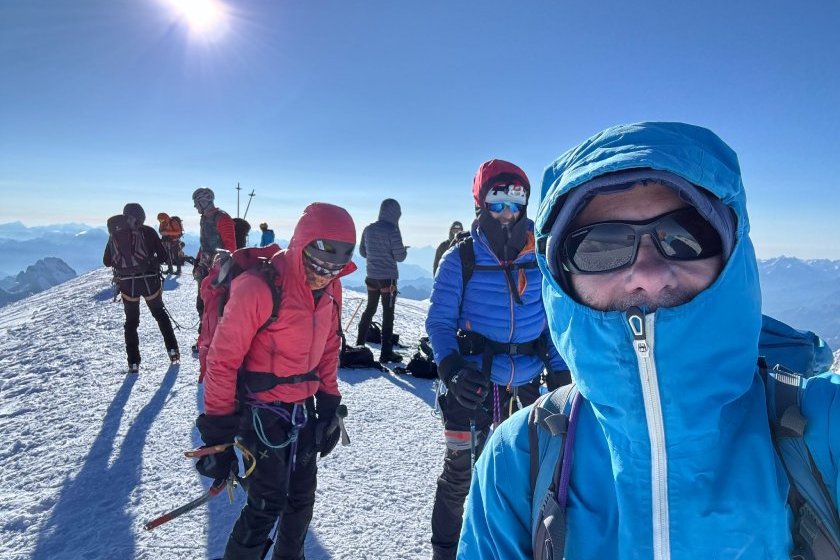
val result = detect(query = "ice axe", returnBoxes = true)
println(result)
[337,404,350,446]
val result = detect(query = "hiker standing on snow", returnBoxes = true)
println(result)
[425,160,569,560]
[233,217,251,250]
[103,203,180,373]
[191,187,236,348]
[156,212,184,275]
[194,203,355,560]
[355,198,408,364]
[459,122,840,559]
[259,222,276,247]
[433,221,464,276]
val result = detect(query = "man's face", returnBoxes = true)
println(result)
[568,183,723,312]
[487,204,521,227]
[193,200,204,215]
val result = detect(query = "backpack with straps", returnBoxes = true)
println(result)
[107,214,154,276]
[197,244,282,383]
[528,316,839,560]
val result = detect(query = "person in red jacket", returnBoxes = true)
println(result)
[194,202,356,560]
[192,187,236,351]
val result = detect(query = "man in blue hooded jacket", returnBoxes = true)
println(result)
[426,159,569,560]
[458,122,840,559]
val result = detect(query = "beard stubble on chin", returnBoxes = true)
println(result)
[579,287,698,313]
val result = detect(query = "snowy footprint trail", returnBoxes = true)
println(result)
[0,267,444,559]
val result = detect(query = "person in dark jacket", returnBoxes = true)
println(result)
[356,198,408,363]
[103,203,179,373]
[259,222,275,247]
[192,187,236,350]
[425,160,569,560]
[433,221,464,276]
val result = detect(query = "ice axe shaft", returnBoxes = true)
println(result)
[337,404,350,446]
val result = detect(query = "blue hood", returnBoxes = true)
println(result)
[530,122,789,557]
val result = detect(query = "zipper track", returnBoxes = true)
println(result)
[627,308,670,560]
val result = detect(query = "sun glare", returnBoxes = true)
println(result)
[168,0,227,37]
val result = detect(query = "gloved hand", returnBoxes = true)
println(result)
[545,370,572,391]
[192,262,209,281]
[439,352,490,410]
[194,413,240,480]
[314,392,342,457]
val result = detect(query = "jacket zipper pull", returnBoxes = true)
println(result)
[626,306,649,357]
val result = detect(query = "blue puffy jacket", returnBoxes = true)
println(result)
[426,220,566,387]
[459,122,840,559]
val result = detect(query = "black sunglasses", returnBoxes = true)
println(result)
[561,206,722,274]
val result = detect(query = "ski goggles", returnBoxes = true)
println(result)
[561,206,723,274]
[303,249,345,277]
[486,201,524,214]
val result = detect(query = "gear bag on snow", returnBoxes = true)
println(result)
[527,316,839,560]
[196,244,322,399]
[395,336,438,379]
[339,334,384,371]
[107,214,153,276]
[365,321,402,347]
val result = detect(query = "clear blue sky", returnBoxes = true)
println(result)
[2,0,839,258]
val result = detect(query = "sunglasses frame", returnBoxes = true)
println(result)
[561,206,722,274]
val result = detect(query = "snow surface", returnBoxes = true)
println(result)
[0,267,444,559]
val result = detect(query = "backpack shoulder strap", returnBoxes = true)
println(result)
[256,259,281,334]
[457,236,475,316]
[761,359,840,558]
[528,383,578,496]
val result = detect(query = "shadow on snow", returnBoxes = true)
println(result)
[32,364,179,559]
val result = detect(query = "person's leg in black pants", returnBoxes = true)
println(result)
[272,421,318,560]
[356,278,381,346]
[430,394,492,560]
[379,279,397,355]
[122,296,141,367]
[145,293,179,354]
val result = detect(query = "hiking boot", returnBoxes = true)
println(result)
[379,350,403,363]
[168,349,180,364]
[128,363,140,374]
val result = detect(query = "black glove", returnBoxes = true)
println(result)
[439,352,490,410]
[314,392,342,457]
[194,413,240,480]
[545,370,572,391]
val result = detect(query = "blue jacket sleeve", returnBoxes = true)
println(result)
[802,372,840,511]
[425,247,463,364]
[391,227,407,263]
[459,410,533,560]
[359,227,367,259]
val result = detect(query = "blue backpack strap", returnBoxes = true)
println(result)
[528,383,581,560]
[760,358,840,559]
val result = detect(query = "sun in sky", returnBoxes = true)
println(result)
[166,0,229,40]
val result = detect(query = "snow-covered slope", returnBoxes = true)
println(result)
[0,267,443,560]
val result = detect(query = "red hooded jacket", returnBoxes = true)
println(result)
[203,203,357,416]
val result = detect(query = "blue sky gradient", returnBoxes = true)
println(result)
[2,0,839,257]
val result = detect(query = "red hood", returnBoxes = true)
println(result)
[285,202,358,279]
[472,159,530,209]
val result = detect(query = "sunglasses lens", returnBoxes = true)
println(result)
[565,223,637,273]
[487,202,523,213]
[655,209,722,259]
[563,207,723,274]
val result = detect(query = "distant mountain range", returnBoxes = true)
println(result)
[1,222,838,350]
[0,257,76,307]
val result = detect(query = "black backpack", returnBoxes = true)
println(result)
[107,214,153,276]
[365,321,402,347]
[398,336,438,379]
[339,333,384,371]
